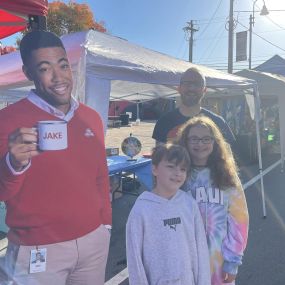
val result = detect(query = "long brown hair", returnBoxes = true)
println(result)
[176,116,240,189]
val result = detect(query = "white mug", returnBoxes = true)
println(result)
[37,121,68,151]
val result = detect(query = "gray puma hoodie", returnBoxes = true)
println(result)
[126,190,211,285]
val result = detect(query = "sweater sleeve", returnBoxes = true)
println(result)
[0,124,27,201]
[126,208,149,285]
[0,155,27,201]
[221,183,249,275]
[193,201,211,285]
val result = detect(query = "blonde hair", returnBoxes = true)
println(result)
[176,116,240,189]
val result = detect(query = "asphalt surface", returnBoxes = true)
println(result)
[237,165,285,285]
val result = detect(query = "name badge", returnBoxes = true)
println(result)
[29,248,47,274]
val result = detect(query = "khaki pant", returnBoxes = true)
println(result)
[3,225,110,285]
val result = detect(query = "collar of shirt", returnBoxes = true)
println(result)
[27,90,79,122]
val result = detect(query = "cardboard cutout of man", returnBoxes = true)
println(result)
[0,30,111,285]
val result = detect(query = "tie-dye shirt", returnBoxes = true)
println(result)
[184,167,249,285]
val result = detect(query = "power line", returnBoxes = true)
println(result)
[196,29,224,62]
[197,16,250,27]
[265,16,285,30]
[196,51,285,63]
[198,57,285,70]
[199,55,285,64]
[196,0,224,40]
[237,20,285,52]
[196,35,228,42]
[200,59,284,65]
[175,34,187,58]
[253,32,285,52]
[196,16,228,23]
[237,18,285,34]
[197,22,226,63]
[202,60,270,65]
[258,28,285,33]
[251,1,285,30]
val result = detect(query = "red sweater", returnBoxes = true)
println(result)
[0,99,112,245]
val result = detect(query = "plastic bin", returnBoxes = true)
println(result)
[120,114,129,126]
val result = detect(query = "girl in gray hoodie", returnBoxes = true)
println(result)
[126,144,211,285]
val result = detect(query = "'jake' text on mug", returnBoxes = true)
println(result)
[43,132,63,140]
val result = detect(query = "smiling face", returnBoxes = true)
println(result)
[23,47,73,114]
[152,159,187,198]
[178,70,206,107]
[187,125,214,166]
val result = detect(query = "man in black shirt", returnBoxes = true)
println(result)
[152,67,235,147]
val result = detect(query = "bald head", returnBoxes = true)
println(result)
[180,67,206,88]
[178,67,207,108]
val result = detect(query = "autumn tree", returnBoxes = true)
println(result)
[0,45,16,55]
[47,1,106,36]
[15,0,106,45]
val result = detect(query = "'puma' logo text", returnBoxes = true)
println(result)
[163,217,181,231]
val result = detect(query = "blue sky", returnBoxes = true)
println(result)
[2,0,285,71]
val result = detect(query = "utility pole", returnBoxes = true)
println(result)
[183,20,199,62]
[228,0,234,73]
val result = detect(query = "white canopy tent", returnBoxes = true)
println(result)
[236,69,285,172]
[0,30,267,216]
[0,30,257,121]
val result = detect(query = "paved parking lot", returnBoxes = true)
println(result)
[105,120,155,156]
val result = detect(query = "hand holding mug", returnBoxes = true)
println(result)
[8,128,40,171]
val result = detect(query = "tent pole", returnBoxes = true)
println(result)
[278,95,285,172]
[136,100,140,122]
[254,84,266,218]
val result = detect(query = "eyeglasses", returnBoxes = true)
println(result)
[188,136,214,144]
[180,81,204,89]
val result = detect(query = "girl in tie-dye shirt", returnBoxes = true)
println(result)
[177,116,249,285]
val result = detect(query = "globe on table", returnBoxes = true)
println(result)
[121,133,142,161]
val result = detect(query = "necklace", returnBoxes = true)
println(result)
[192,165,207,170]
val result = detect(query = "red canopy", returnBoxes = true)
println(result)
[0,0,48,39]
